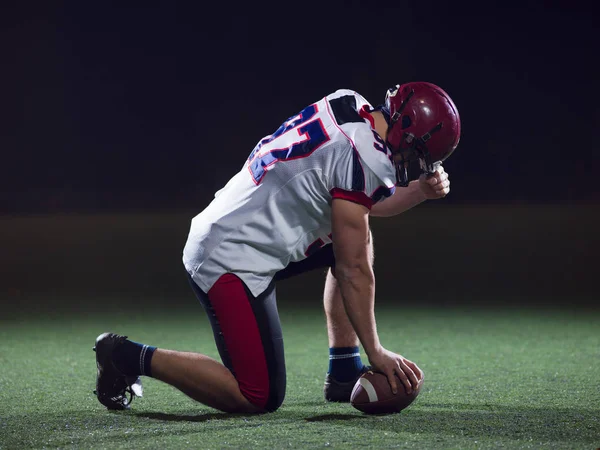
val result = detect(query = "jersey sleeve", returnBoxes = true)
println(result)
[329,127,397,210]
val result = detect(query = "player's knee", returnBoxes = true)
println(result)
[239,379,285,413]
[265,384,285,412]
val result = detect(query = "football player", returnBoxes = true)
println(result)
[94,82,461,413]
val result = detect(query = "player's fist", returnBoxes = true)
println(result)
[419,165,450,200]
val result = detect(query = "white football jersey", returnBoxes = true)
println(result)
[183,89,397,296]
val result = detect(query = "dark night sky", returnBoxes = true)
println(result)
[1,1,598,213]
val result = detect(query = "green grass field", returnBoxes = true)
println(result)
[1,296,599,449]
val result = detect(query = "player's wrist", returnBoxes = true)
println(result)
[412,179,428,203]
[364,342,383,360]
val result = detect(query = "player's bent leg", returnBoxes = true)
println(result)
[150,349,260,413]
[94,332,260,413]
[189,273,286,412]
[94,273,285,414]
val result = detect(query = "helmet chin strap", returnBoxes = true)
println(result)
[389,89,414,126]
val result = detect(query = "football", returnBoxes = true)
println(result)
[350,370,421,414]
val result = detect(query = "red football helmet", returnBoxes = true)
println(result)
[384,82,461,186]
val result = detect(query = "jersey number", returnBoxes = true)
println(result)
[247,104,330,184]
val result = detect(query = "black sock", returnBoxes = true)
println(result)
[328,346,365,382]
[112,339,156,377]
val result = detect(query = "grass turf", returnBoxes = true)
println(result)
[0,296,598,449]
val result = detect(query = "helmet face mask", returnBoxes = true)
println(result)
[383,82,461,187]
[391,130,439,187]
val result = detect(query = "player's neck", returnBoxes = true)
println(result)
[370,110,389,142]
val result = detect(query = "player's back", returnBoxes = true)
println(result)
[183,89,396,296]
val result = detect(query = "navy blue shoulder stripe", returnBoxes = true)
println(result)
[351,149,365,192]
[329,95,363,126]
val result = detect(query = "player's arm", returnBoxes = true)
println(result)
[370,167,451,217]
[369,180,426,217]
[331,198,380,356]
[331,198,422,394]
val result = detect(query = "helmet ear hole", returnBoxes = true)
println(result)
[401,115,412,129]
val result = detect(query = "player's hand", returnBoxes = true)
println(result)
[419,165,450,200]
[368,346,423,395]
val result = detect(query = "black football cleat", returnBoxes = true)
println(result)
[324,365,371,402]
[93,332,143,410]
